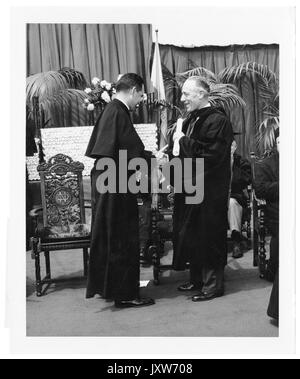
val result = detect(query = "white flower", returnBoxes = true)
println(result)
[112,88,117,94]
[84,88,92,94]
[105,82,112,91]
[84,98,90,104]
[100,80,108,88]
[87,103,95,111]
[101,91,111,103]
[91,77,100,86]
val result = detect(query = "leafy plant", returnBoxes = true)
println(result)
[40,89,89,127]
[163,62,279,156]
[219,62,279,155]
[26,68,89,128]
[58,67,87,89]
[26,71,69,104]
[166,66,246,114]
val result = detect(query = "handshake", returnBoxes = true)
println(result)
[152,144,169,166]
[152,117,186,161]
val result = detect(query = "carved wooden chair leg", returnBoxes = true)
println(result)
[253,230,258,267]
[83,248,89,277]
[31,237,42,297]
[44,251,51,280]
[252,199,258,267]
[150,207,161,285]
[258,207,267,278]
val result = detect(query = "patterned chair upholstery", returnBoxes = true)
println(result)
[30,154,90,296]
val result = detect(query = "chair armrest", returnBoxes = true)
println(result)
[29,206,43,218]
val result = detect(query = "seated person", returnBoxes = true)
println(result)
[228,140,252,258]
[254,127,279,320]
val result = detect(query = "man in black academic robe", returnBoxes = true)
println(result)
[85,73,155,308]
[171,77,233,301]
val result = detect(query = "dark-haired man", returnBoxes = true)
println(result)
[171,76,234,301]
[85,73,155,308]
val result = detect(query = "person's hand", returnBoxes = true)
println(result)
[152,144,169,166]
[154,152,168,166]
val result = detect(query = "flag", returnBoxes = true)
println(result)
[151,31,168,149]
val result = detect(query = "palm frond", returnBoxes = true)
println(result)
[209,83,246,110]
[176,67,217,86]
[26,71,69,104]
[218,62,277,85]
[58,67,87,89]
[39,89,89,127]
[219,62,279,128]
[40,89,87,107]
[167,121,177,136]
[161,63,176,82]
[255,117,279,153]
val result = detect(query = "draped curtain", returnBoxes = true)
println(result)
[159,43,278,76]
[27,25,279,157]
[27,24,153,91]
[159,43,279,158]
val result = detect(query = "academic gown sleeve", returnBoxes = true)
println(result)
[178,114,233,166]
[85,105,120,159]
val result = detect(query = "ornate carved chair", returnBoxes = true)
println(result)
[143,165,174,285]
[30,154,90,296]
[150,192,174,285]
[241,185,252,241]
[250,152,267,278]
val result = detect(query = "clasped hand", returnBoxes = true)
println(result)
[152,145,169,166]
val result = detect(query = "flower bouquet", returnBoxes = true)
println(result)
[83,77,116,111]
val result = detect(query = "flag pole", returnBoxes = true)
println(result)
[155,29,161,146]
[151,28,168,149]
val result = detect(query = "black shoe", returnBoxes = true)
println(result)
[192,290,224,302]
[178,282,201,292]
[115,297,155,308]
[232,243,243,259]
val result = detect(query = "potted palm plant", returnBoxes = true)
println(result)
[26,67,89,128]
[163,62,278,157]
[219,62,279,156]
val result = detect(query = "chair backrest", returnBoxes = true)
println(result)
[37,154,86,232]
[250,152,266,205]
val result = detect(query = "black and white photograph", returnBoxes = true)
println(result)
[3,2,298,357]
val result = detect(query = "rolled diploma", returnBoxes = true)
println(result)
[172,117,184,156]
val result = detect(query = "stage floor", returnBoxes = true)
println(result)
[26,243,278,338]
